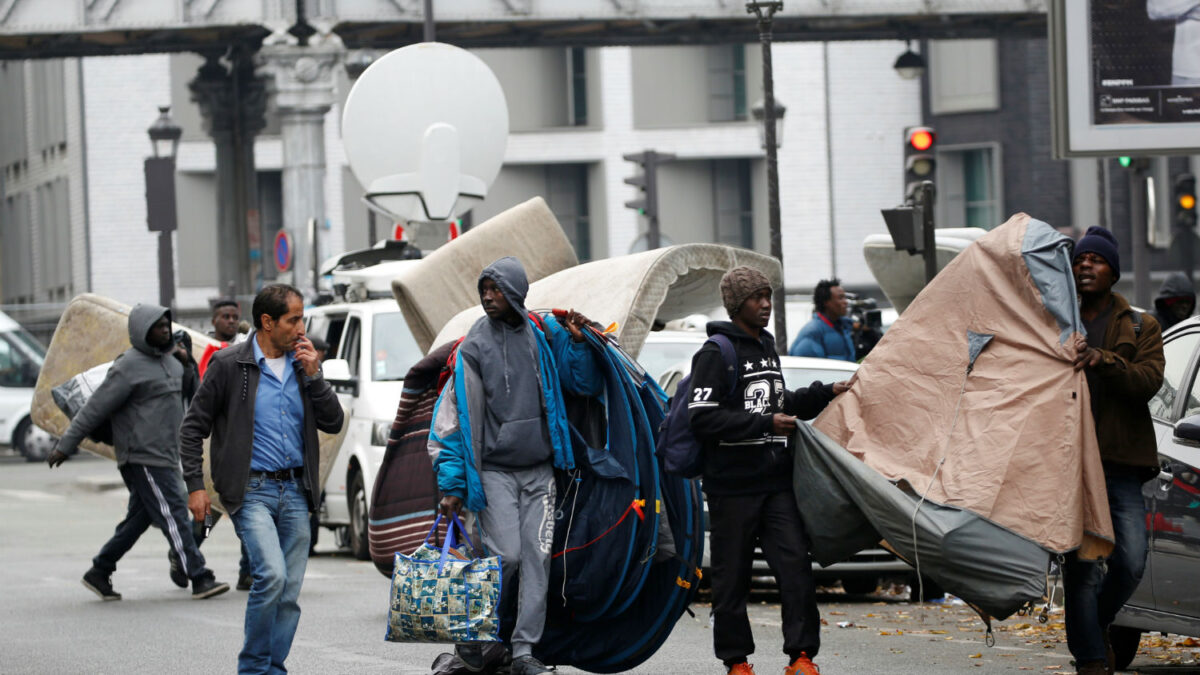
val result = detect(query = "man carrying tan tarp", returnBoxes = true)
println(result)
[1066,226,1164,675]
[794,214,1123,625]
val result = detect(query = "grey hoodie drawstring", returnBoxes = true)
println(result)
[502,326,511,395]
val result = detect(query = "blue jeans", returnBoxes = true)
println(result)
[1063,472,1149,664]
[230,477,311,675]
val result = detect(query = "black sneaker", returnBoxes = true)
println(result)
[509,655,553,675]
[192,575,230,600]
[81,568,121,601]
[236,573,252,591]
[167,550,188,588]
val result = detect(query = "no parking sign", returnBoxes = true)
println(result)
[274,230,292,272]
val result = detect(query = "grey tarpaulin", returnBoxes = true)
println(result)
[793,422,1049,620]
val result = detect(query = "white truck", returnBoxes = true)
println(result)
[304,252,424,559]
[0,311,56,461]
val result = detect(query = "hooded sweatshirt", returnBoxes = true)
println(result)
[460,257,554,470]
[1151,271,1196,331]
[57,303,186,468]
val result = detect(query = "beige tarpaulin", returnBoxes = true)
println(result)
[391,197,579,353]
[32,293,348,514]
[430,244,782,359]
[813,213,1114,560]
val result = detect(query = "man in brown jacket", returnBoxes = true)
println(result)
[1067,226,1165,675]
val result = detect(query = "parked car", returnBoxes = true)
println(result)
[1110,314,1200,669]
[658,354,939,597]
[304,254,424,559]
[0,311,57,461]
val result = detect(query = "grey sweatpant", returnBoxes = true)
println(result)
[477,464,556,657]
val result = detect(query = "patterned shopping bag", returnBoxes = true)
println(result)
[384,513,502,643]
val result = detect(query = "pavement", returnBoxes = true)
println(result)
[3,453,1200,673]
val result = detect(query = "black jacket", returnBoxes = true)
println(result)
[179,336,345,514]
[687,321,836,496]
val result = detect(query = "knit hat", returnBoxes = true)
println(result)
[720,266,773,317]
[1074,226,1121,281]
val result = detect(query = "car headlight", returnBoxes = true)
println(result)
[371,420,391,447]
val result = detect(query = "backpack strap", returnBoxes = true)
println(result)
[1130,309,1143,336]
[706,333,739,397]
[527,310,546,333]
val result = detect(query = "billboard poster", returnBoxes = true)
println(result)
[1090,1,1200,125]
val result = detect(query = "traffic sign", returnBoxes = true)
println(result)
[274,230,292,272]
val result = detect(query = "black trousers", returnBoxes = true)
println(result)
[93,463,213,582]
[707,490,819,666]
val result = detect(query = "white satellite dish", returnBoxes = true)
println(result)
[342,43,509,222]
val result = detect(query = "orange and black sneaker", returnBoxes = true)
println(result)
[727,662,757,675]
[784,653,820,675]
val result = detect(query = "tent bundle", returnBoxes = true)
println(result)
[793,214,1114,622]
[535,326,704,672]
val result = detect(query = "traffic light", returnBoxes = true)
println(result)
[1176,173,1197,230]
[624,150,675,248]
[903,126,936,203]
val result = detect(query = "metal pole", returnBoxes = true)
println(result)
[647,151,661,250]
[368,209,377,247]
[1131,165,1151,308]
[158,231,175,309]
[424,0,435,42]
[919,181,937,284]
[749,1,786,343]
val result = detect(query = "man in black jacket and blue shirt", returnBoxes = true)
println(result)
[48,303,229,601]
[689,267,849,675]
[180,284,345,675]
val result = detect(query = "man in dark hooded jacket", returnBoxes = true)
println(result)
[1150,271,1196,332]
[47,303,229,602]
[430,257,602,675]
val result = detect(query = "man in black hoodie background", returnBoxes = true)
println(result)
[1150,271,1196,332]
[688,267,849,675]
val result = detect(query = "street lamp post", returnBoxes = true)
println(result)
[747,1,787,343]
[145,106,182,310]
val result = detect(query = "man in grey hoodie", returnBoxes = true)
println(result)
[431,257,602,675]
[48,303,230,601]
[1150,271,1196,332]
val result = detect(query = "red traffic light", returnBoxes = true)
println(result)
[908,128,935,152]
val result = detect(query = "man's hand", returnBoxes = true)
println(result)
[47,445,69,469]
[439,495,463,517]
[188,489,212,523]
[294,335,321,377]
[562,309,591,343]
[172,344,191,366]
[772,413,798,436]
[1072,334,1102,371]
[832,373,857,396]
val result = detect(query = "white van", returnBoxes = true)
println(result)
[304,255,425,559]
[0,311,56,461]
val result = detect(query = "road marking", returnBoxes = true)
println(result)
[0,488,66,502]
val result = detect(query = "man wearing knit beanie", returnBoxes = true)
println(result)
[1064,225,1164,675]
[689,266,850,675]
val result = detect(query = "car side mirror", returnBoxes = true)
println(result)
[322,358,358,396]
[1172,413,1200,445]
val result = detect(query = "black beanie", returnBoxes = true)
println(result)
[1074,226,1121,281]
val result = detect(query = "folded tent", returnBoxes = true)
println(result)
[795,213,1113,621]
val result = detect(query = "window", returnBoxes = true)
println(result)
[0,334,39,388]
[937,145,1002,230]
[568,48,588,127]
[712,159,753,248]
[1,193,34,304]
[371,312,423,382]
[36,178,71,300]
[1161,331,1200,420]
[708,45,748,123]
[545,164,591,261]
[929,39,1000,115]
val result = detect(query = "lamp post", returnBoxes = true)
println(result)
[145,106,182,309]
[893,40,926,80]
[747,1,787,343]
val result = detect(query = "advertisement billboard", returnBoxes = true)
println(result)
[1051,0,1200,156]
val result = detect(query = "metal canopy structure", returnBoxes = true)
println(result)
[0,0,1048,60]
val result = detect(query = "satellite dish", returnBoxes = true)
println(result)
[342,43,509,222]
